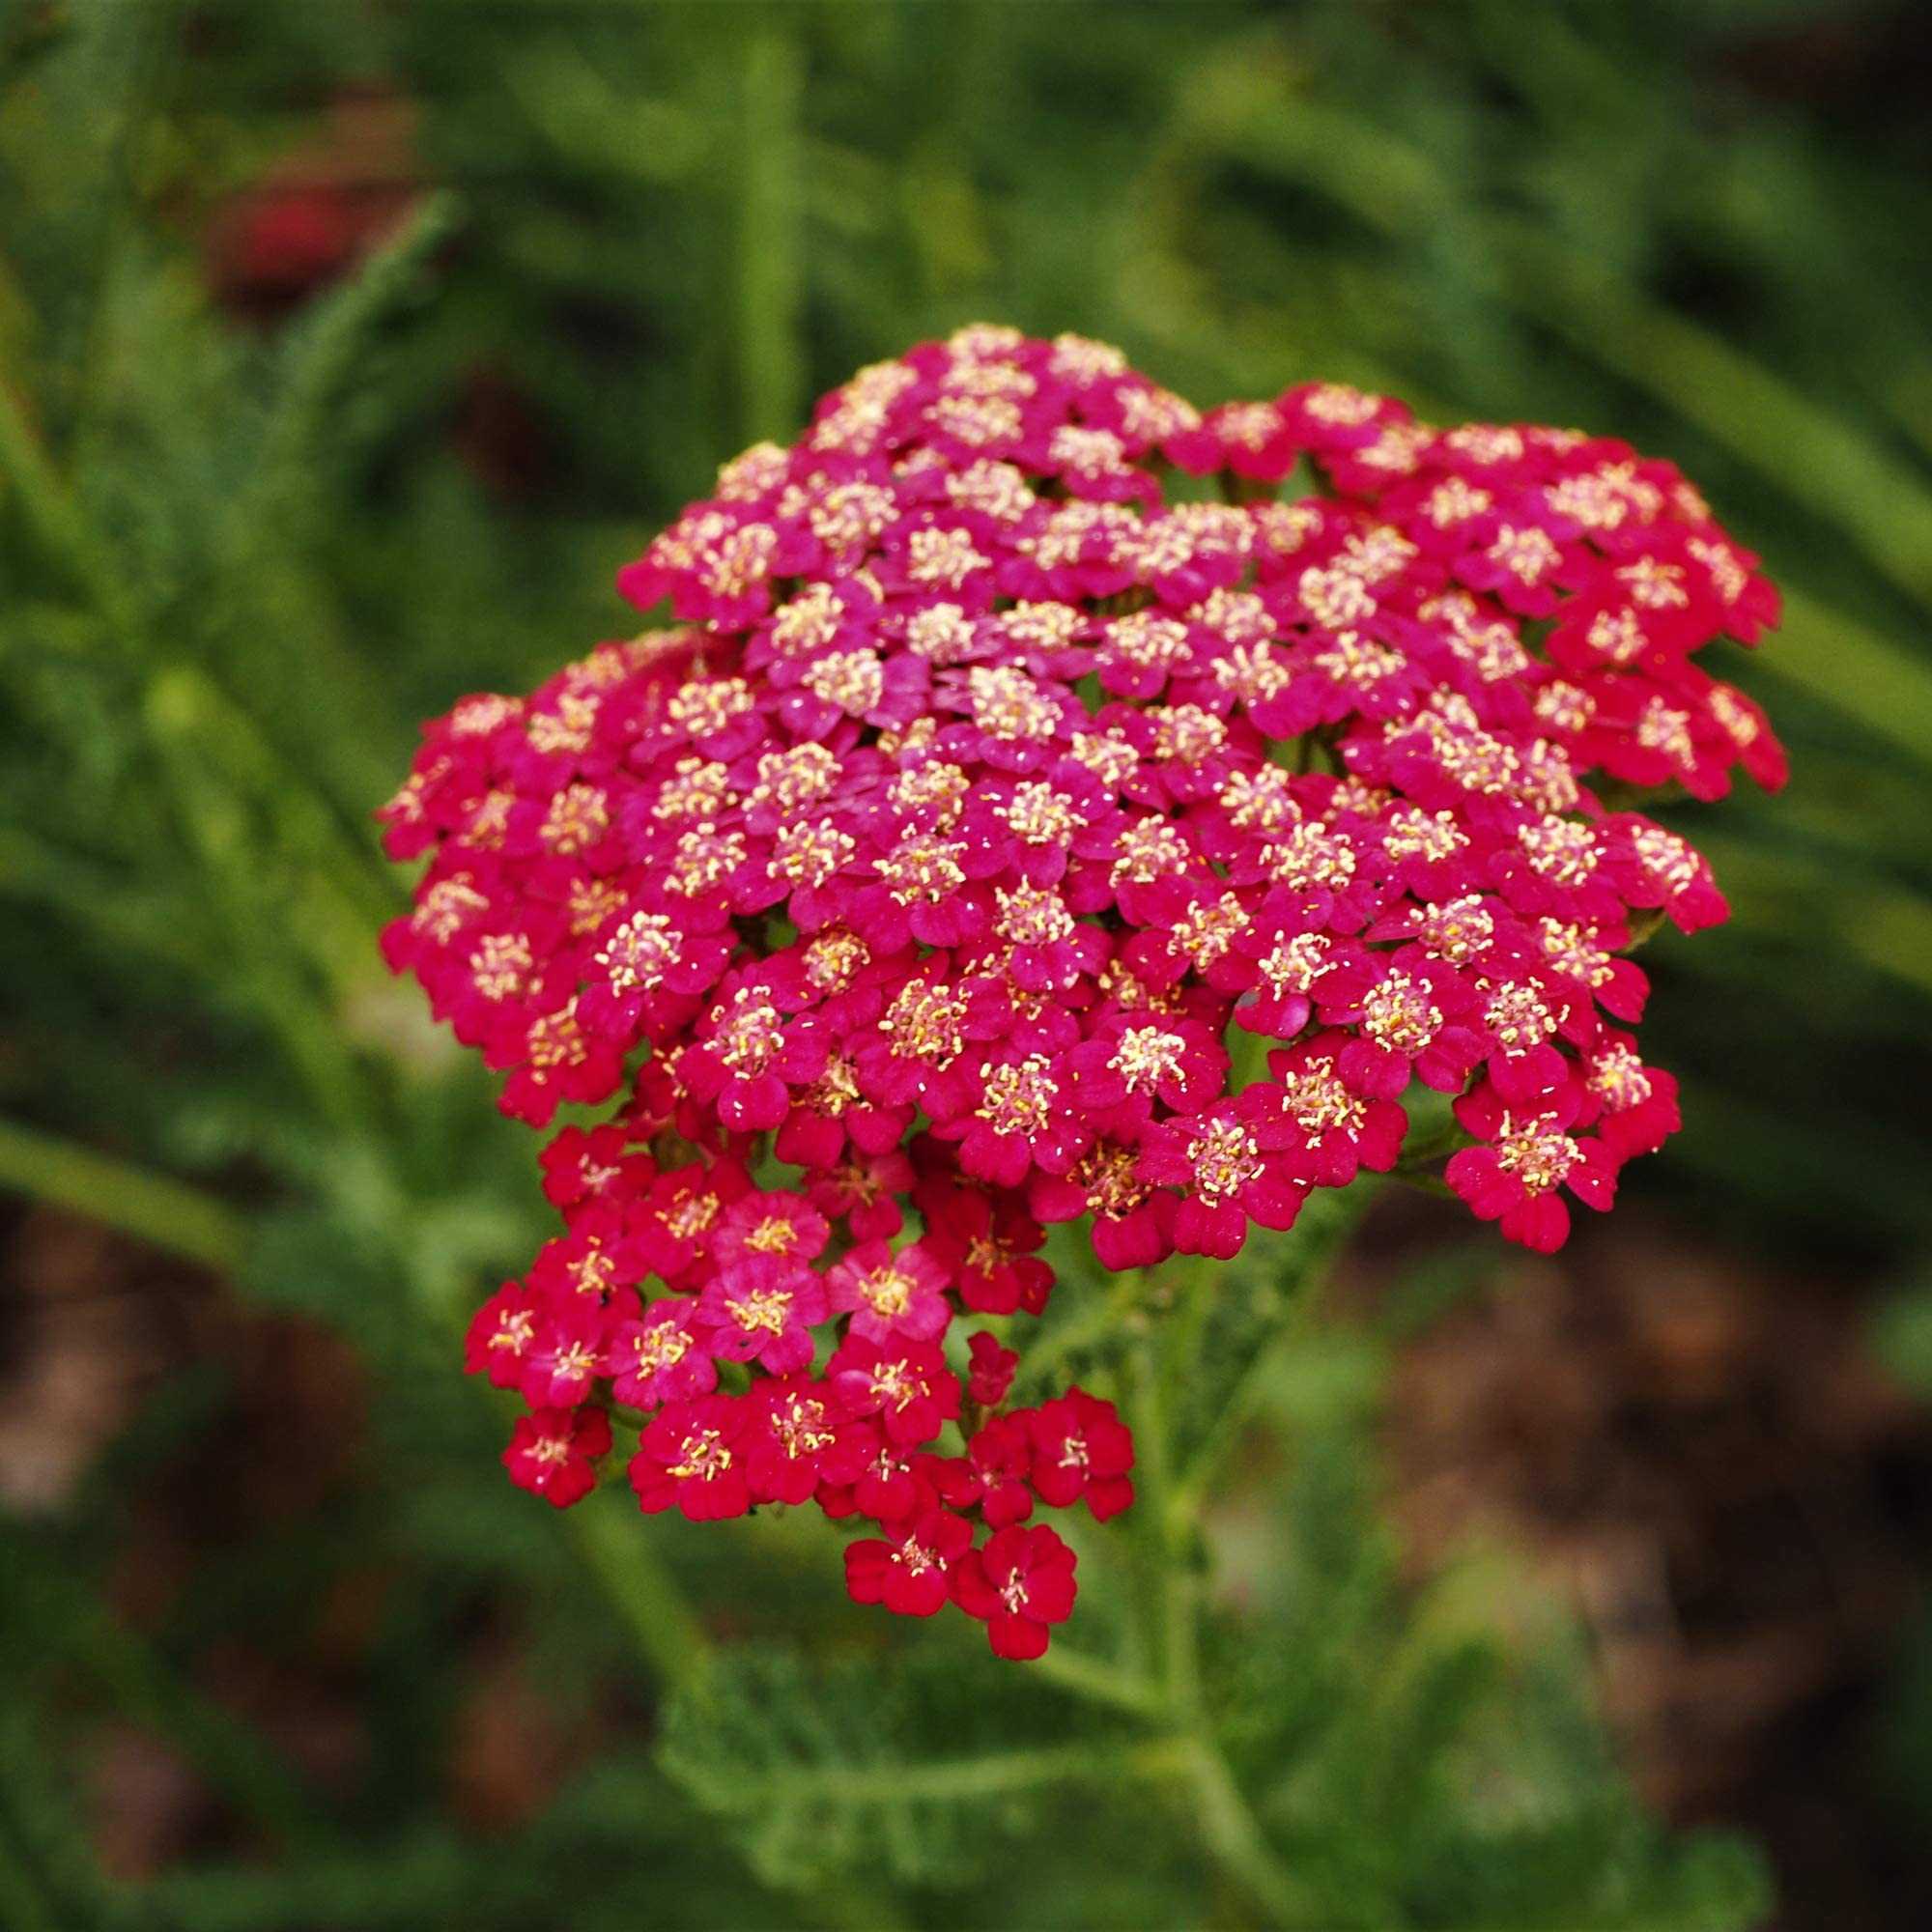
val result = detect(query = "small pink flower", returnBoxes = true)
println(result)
[1260,1042,1408,1186]
[632,1159,753,1286]
[951,1523,1079,1660]
[519,1300,611,1409]
[922,1190,1056,1317]
[629,1394,753,1521]
[677,981,828,1132]
[696,1257,828,1375]
[539,1123,657,1222]
[1022,1390,1135,1521]
[1066,1015,1227,1130]
[805,1149,914,1241]
[1138,1104,1305,1259]
[827,1238,953,1344]
[844,1506,975,1617]
[1575,1032,1681,1158]
[745,1376,846,1505]
[828,1336,961,1447]
[816,1414,923,1524]
[606,1297,716,1409]
[711,1189,831,1268]
[504,1405,610,1510]
[1446,1083,1620,1254]
[962,1414,1036,1526]
[966,1331,1019,1407]
[465,1281,539,1391]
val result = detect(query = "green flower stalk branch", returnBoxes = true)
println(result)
[655,1214,1365,1927]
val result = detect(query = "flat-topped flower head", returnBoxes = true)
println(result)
[383,327,1782,1656]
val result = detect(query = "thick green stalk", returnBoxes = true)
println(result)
[1182,1728,1322,1928]
[1125,1220,1359,1928]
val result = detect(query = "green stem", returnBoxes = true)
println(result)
[1117,1326,1176,1678]
[1155,1254,1217,1426]
[723,1736,1191,1809]
[1176,1190,1377,1507]
[1157,1496,1323,1927]
[1023,1641,1165,1719]
[1009,1261,1151,1400]
[565,1492,713,1691]
[1183,1730,1322,1927]
[0,1117,244,1274]
[1119,1223,1366,1927]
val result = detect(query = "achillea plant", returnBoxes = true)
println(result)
[379,325,1783,1660]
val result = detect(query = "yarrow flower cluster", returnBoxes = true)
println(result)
[380,326,1784,1658]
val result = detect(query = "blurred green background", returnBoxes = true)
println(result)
[3,1,1931,1927]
